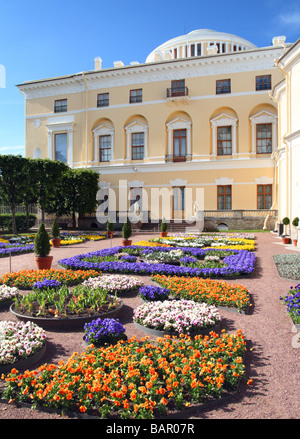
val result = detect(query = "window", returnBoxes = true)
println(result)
[191,44,195,56]
[130,187,142,210]
[256,75,271,91]
[54,99,67,113]
[256,123,272,153]
[99,135,111,162]
[197,44,202,56]
[130,89,142,103]
[173,129,186,161]
[54,133,68,163]
[99,194,109,213]
[217,185,232,210]
[216,79,231,94]
[171,79,186,97]
[257,185,272,209]
[173,187,185,213]
[132,132,144,160]
[97,93,109,107]
[217,126,232,155]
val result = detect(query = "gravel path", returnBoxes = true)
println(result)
[0,232,299,420]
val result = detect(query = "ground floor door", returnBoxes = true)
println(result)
[172,186,185,220]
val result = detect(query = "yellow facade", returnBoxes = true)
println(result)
[271,38,300,236]
[17,30,297,229]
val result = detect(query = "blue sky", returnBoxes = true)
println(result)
[0,0,299,156]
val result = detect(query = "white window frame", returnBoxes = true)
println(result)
[210,113,238,156]
[46,116,74,166]
[93,123,115,162]
[166,117,192,159]
[125,121,148,160]
[249,111,278,154]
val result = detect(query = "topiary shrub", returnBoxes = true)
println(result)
[34,223,51,257]
[161,218,167,232]
[122,218,132,240]
[107,218,114,232]
[51,218,60,239]
[292,217,299,227]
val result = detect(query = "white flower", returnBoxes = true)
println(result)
[133,299,221,333]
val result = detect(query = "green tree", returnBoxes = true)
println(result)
[0,155,28,234]
[33,158,68,223]
[21,158,39,230]
[49,168,99,228]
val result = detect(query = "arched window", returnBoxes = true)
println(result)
[93,123,115,162]
[166,117,192,162]
[249,111,277,154]
[210,113,238,156]
[125,121,148,160]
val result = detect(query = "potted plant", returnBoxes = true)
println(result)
[34,223,53,269]
[160,218,168,237]
[282,217,291,244]
[292,217,299,246]
[51,219,61,248]
[122,217,132,246]
[107,218,114,239]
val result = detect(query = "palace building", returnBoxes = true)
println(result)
[16,29,299,231]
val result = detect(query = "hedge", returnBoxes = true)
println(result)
[0,214,36,232]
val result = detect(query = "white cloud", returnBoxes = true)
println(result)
[279,10,300,28]
[0,146,25,156]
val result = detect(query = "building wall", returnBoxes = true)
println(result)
[19,44,287,226]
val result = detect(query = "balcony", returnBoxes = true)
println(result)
[166,87,189,103]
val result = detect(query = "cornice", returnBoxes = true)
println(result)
[87,157,274,175]
[17,47,285,100]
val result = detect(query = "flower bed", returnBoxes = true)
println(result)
[133,299,221,335]
[83,318,127,346]
[138,285,170,301]
[0,284,19,308]
[0,320,46,372]
[0,330,247,419]
[11,283,121,320]
[273,254,300,280]
[0,242,34,257]
[280,284,300,325]
[58,246,255,279]
[0,269,100,289]
[148,236,255,251]
[152,275,250,312]
[81,275,144,295]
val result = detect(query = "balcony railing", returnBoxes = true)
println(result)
[166,87,189,98]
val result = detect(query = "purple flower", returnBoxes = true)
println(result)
[139,285,170,301]
[84,318,126,344]
[33,278,62,290]
[58,246,255,279]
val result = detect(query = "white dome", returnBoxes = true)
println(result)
[146,29,257,62]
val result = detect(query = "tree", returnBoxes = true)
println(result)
[21,158,39,230]
[0,155,28,234]
[33,158,68,223]
[49,168,99,228]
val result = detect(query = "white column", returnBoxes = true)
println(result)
[187,126,191,155]
[232,122,237,154]
[167,127,172,156]
[144,129,148,158]
[273,122,277,151]
[211,123,216,155]
[251,121,256,153]
[111,132,114,160]
[94,135,98,162]
[47,130,53,159]
[68,128,73,167]
[126,132,131,160]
